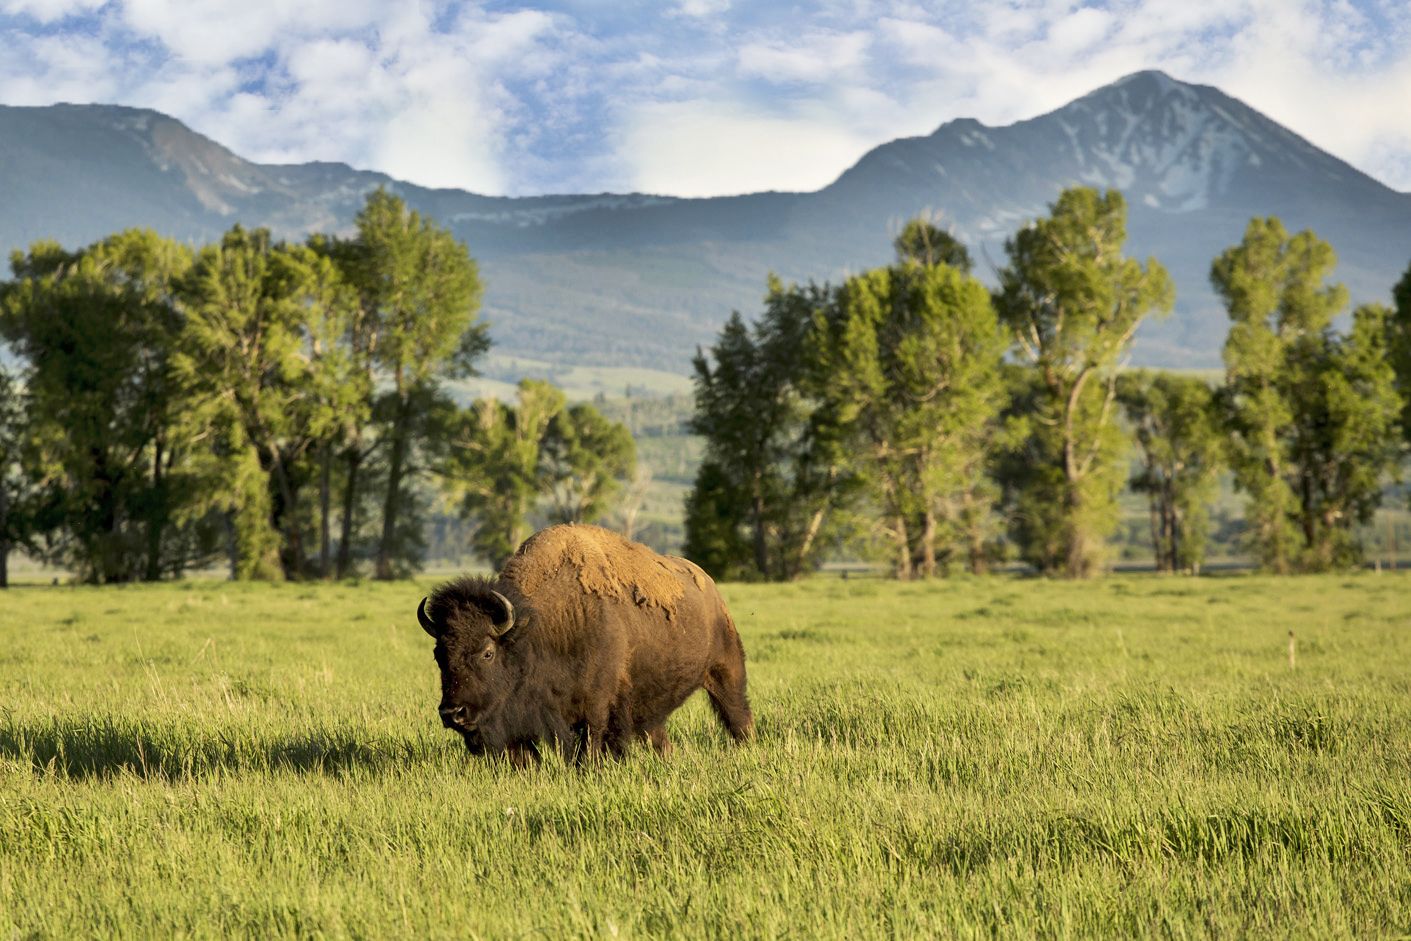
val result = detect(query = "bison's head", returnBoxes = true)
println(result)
[417,578,526,750]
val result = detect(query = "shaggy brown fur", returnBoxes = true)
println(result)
[500,524,687,620]
[420,524,753,763]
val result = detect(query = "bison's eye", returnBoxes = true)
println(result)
[481,644,496,662]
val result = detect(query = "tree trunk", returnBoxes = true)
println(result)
[966,512,987,575]
[1064,485,1089,579]
[225,512,239,581]
[144,437,166,582]
[267,451,303,581]
[918,507,937,578]
[894,515,913,581]
[0,480,9,588]
[337,449,362,579]
[92,448,122,584]
[319,446,332,579]
[1147,495,1163,572]
[792,501,830,580]
[1170,480,1181,573]
[376,396,411,581]
[750,474,768,579]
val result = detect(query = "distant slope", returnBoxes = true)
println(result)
[3,70,1408,370]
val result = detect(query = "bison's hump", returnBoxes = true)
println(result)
[500,524,694,618]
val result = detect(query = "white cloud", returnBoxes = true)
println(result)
[0,0,104,24]
[1047,8,1115,56]
[118,0,381,65]
[2,0,1411,195]
[737,31,871,84]
[43,2,571,194]
[674,0,731,17]
[624,99,876,196]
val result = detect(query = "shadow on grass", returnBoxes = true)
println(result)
[0,715,445,781]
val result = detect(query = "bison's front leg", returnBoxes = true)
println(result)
[566,715,627,764]
[645,724,672,757]
[505,741,541,768]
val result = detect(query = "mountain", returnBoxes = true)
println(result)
[2,70,1409,371]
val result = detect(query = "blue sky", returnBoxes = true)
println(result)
[2,0,1409,197]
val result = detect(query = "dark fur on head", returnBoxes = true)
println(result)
[421,576,544,756]
[422,576,533,635]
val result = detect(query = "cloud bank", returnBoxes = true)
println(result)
[1,0,1408,197]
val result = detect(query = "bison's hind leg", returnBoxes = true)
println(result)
[704,656,754,744]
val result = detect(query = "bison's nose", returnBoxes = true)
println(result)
[440,705,472,729]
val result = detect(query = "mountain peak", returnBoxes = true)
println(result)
[2,77,1408,373]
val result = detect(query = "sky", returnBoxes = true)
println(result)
[2,0,1410,198]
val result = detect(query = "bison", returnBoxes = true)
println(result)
[417,524,753,763]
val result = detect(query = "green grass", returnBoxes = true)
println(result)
[2,574,1409,938]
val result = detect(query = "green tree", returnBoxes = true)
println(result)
[810,249,1006,578]
[1117,372,1224,573]
[0,366,38,588]
[994,187,1174,577]
[541,403,637,524]
[682,461,754,580]
[1213,219,1401,570]
[685,281,849,581]
[1390,261,1411,461]
[892,218,972,272]
[334,190,486,579]
[0,232,219,582]
[175,227,357,579]
[443,380,565,570]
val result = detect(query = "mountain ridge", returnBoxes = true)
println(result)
[3,71,1408,371]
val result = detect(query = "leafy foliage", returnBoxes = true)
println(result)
[1213,219,1401,571]
[0,231,221,582]
[810,246,1005,577]
[336,190,487,579]
[174,227,360,579]
[1117,372,1224,573]
[442,380,637,570]
[541,403,637,525]
[891,218,973,272]
[994,188,1174,577]
[685,282,852,581]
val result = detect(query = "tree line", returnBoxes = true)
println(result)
[0,190,636,586]
[686,187,1411,580]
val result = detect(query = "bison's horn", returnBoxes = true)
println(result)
[417,597,438,637]
[488,590,515,636]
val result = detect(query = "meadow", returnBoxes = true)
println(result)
[1,572,1408,938]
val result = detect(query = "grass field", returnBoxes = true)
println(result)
[1,573,1409,938]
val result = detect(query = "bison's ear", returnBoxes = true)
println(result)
[417,597,439,637]
[487,590,516,636]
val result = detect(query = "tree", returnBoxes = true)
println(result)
[0,366,38,587]
[1,232,219,582]
[810,246,1006,578]
[994,187,1174,577]
[1117,372,1224,573]
[443,380,565,570]
[893,218,972,272]
[1213,219,1402,570]
[334,190,486,579]
[1390,261,1411,462]
[685,281,849,581]
[174,227,357,579]
[541,403,636,524]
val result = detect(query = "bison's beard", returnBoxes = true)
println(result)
[455,726,487,755]
[452,718,543,766]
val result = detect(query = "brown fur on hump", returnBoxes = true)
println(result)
[500,524,687,618]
